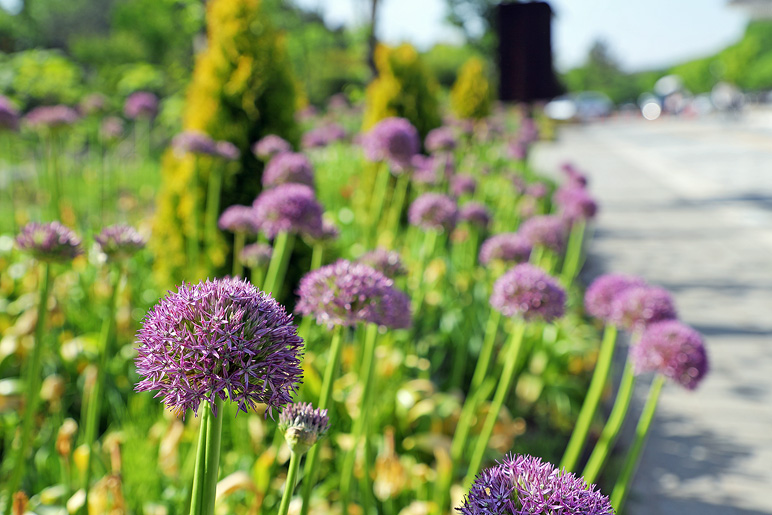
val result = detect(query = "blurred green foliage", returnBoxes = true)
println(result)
[0,49,84,106]
[450,56,492,120]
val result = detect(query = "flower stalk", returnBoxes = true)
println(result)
[189,397,224,515]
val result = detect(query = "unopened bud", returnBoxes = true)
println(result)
[56,418,78,458]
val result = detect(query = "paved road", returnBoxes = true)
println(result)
[531,109,772,515]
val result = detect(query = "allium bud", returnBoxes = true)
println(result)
[217,205,260,235]
[95,224,146,261]
[611,285,677,331]
[239,243,273,269]
[459,202,491,229]
[171,130,218,157]
[252,183,324,239]
[16,222,83,263]
[124,91,159,120]
[631,320,708,390]
[408,193,458,232]
[356,248,407,278]
[278,402,329,455]
[479,233,532,265]
[490,263,566,322]
[262,152,315,188]
[253,134,292,160]
[518,215,567,254]
[584,274,647,323]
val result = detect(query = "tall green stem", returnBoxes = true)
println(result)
[368,162,390,246]
[582,360,637,485]
[469,309,502,392]
[410,229,438,316]
[232,231,245,278]
[384,173,409,236]
[560,219,586,286]
[188,157,202,279]
[560,324,618,472]
[277,451,302,515]
[263,232,295,298]
[204,166,223,266]
[310,243,323,271]
[189,398,224,515]
[610,374,665,512]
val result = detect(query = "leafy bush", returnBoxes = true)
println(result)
[0,49,83,107]
[450,56,492,120]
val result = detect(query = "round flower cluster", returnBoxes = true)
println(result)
[554,187,598,223]
[611,285,677,331]
[408,193,458,232]
[519,215,567,254]
[302,123,346,149]
[451,174,477,197]
[135,277,304,417]
[459,453,614,515]
[253,134,292,160]
[424,126,456,153]
[584,274,647,323]
[490,264,565,322]
[216,141,240,161]
[458,202,491,229]
[631,320,709,390]
[172,130,219,157]
[16,222,83,263]
[356,248,407,278]
[479,233,532,265]
[252,183,324,239]
[410,155,439,186]
[25,105,79,129]
[218,205,260,234]
[94,225,146,261]
[295,259,411,329]
[363,117,420,170]
[262,152,315,188]
[239,243,273,269]
[278,402,330,454]
[124,91,159,120]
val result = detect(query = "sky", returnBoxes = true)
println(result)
[294,0,751,71]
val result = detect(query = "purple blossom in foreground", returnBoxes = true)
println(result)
[584,274,647,323]
[459,453,614,515]
[239,243,272,269]
[124,91,159,120]
[425,126,457,153]
[216,140,241,161]
[135,277,303,417]
[458,202,491,229]
[16,222,83,263]
[278,402,330,454]
[296,259,411,329]
[363,117,420,170]
[95,225,146,261]
[451,174,477,197]
[408,193,458,232]
[519,215,567,254]
[632,320,708,390]
[0,95,20,131]
[356,248,407,278]
[262,152,314,188]
[218,205,260,234]
[490,263,565,322]
[252,183,324,239]
[479,233,532,265]
[555,187,599,223]
[611,285,678,331]
[25,105,79,129]
[253,134,292,160]
[171,130,218,157]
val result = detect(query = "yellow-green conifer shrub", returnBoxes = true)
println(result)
[450,56,492,120]
[363,43,441,140]
[152,0,298,287]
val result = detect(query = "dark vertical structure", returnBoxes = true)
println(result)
[497,2,563,102]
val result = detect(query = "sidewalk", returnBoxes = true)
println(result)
[531,114,772,515]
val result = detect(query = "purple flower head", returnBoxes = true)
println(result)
[25,105,79,130]
[278,402,330,454]
[253,134,292,160]
[135,277,304,417]
[459,202,491,229]
[16,222,83,263]
[94,224,146,261]
[584,274,647,323]
[561,162,589,187]
[632,320,708,390]
[363,117,420,170]
[239,243,273,269]
[295,259,412,329]
[0,95,20,131]
[611,285,678,331]
[218,205,260,234]
[408,193,458,232]
[410,155,439,186]
[171,130,218,158]
[519,215,568,254]
[216,141,241,161]
[79,93,108,115]
[302,124,346,149]
[490,264,566,322]
[262,152,315,188]
[425,127,457,153]
[451,174,477,198]
[252,183,324,239]
[555,187,598,223]
[459,453,614,515]
[479,233,532,266]
[124,91,159,120]
[100,116,125,141]
[356,248,407,278]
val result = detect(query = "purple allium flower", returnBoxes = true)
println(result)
[363,117,420,170]
[611,285,678,331]
[490,263,566,322]
[253,134,292,160]
[24,105,79,129]
[356,248,407,278]
[278,402,330,454]
[16,222,83,263]
[519,215,567,254]
[459,202,491,229]
[216,140,241,161]
[305,219,340,245]
[262,152,314,188]
[79,93,108,115]
[295,259,412,329]
[584,274,647,323]
[459,453,614,515]
[0,95,20,131]
[100,116,125,141]
[408,193,458,232]
[555,187,598,223]
[94,224,146,261]
[171,130,218,157]
[240,243,273,269]
[451,174,477,197]
[425,126,457,153]
[124,91,159,120]
[631,320,708,390]
[410,155,439,186]
[252,183,324,239]
[525,182,549,199]
[218,205,260,234]
[302,123,346,149]
[134,277,304,417]
[479,233,532,265]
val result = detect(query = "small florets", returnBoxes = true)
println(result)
[94,224,146,261]
[16,222,83,263]
[479,233,532,265]
[611,285,678,331]
[518,215,567,254]
[584,274,647,324]
[252,183,324,239]
[490,264,566,322]
[408,193,458,232]
[262,152,315,188]
[631,320,708,390]
[278,402,330,454]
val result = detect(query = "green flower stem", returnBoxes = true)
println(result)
[368,162,390,246]
[560,219,586,286]
[300,325,344,515]
[251,265,266,291]
[189,397,224,515]
[469,309,502,392]
[560,324,618,472]
[232,231,245,278]
[310,243,324,271]
[277,451,302,515]
[384,173,410,236]
[2,263,52,515]
[263,232,295,298]
[187,157,202,278]
[464,320,527,488]
[582,360,638,485]
[340,324,378,514]
[410,229,438,316]
[204,166,223,266]
[610,374,665,512]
